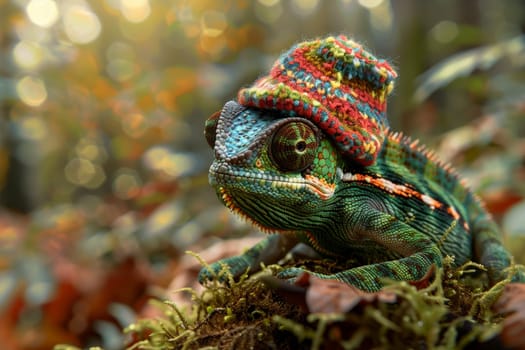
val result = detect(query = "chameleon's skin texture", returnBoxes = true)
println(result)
[200,101,523,292]
[199,36,523,292]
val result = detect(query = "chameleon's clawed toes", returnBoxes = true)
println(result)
[198,264,222,284]
[276,267,309,283]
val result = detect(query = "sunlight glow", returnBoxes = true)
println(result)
[63,5,102,44]
[120,0,151,23]
[26,0,59,28]
[16,76,47,107]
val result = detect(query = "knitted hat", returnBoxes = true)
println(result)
[238,35,397,166]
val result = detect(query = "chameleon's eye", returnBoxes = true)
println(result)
[204,110,221,148]
[270,121,318,172]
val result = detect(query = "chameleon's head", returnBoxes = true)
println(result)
[205,100,343,232]
[204,35,397,232]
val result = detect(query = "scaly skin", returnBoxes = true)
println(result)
[199,100,523,292]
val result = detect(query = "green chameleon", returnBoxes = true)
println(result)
[199,35,523,292]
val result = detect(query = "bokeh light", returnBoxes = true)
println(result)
[18,116,48,141]
[200,10,228,37]
[369,0,393,32]
[12,40,44,71]
[106,41,138,82]
[63,4,102,44]
[25,0,60,28]
[16,76,47,107]
[120,0,151,23]
[144,202,182,237]
[64,157,106,189]
[142,146,195,178]
[291,0,320,16]
[112,168,142,199]
[178,6,201,38]
[358,0,383,9]
[254,0,283,24]
[121,113,149,138]
[107,59,137,82]
[431,20,459,43]
[75,138,107,163]
[258,0,280,5]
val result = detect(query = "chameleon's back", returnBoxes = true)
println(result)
[360,131,512,281]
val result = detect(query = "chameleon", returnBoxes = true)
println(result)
[198,35,523,292]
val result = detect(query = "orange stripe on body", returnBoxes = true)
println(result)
[346,173,469,233]
[349,174,443,208]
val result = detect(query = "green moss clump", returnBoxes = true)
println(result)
[120,253,520,350]
[125,258,304,350]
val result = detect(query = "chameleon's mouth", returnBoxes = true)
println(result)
[209,168,336,200]
[216,186,296,234]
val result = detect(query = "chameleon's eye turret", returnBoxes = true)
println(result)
[270,121,318,172]
[204,110,221,149]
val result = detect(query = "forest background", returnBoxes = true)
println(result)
[1,1,524,349]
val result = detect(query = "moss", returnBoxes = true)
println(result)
[507,235,525,265]
[120,253,522,350]
[125,257,304,350]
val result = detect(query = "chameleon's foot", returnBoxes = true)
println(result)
[198,235,299,285]
[198,256,251,284]
[510,270,525,284]
[197,263,221,284]
[278,265,426,292]
[276,267,308,283]
[276,267,357,286]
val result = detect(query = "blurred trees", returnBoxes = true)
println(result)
[1,0,524,210]
[0,0,524,349]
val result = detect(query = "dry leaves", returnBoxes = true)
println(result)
[262,273,397,314]
[494,283,525,350]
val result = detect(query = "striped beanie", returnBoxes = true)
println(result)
[238,35,397,166]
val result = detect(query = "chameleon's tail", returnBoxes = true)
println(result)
[472,213,525,284]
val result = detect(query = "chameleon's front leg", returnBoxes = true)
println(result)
[280,207,443,292]
[198,233,299,284]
